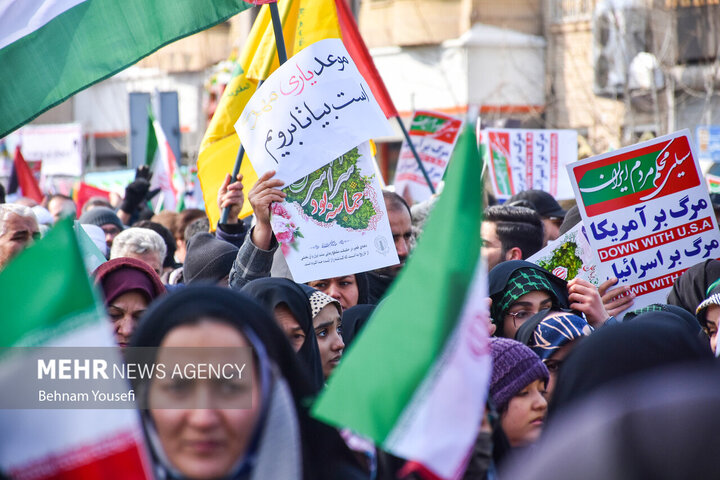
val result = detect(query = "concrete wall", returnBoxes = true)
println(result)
[545,16,625,153]
[358,0,543,48]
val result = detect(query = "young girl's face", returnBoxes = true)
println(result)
[501,379,548,447]
[314,304,344,379]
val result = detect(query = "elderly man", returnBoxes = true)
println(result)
[0,204,40,271]
[109,227,167,276]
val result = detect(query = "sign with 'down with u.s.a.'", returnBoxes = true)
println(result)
[568,129,720,314]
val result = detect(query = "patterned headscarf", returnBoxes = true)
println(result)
[308,289,342,318]
[491,268,559,322]
[530,313,592,360]
[298,284,342,319]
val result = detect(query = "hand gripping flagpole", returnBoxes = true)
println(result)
[220,1,289,224]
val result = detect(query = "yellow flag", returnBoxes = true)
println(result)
[197,0,341,229]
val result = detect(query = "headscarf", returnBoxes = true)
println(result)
[549,313,712,416]
[624,303,704,338]
[488,261,569,331]
[93,257,166,305]
[299,284,342,318]
[341,305,376,348]
[130,286,312,480]
[242,278,324,391]
[354,272,374,305]
[515,310,592,360]
[666,259,720,314]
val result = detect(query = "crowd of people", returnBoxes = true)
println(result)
[1,166,720,479]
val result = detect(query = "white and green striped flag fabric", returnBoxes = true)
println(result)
[0,219,152,479]
[312,125,492,479]
[0,0,253,138]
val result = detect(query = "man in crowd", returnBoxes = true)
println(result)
[109,227,167,276]
[365,190,413,299]
[507,189,566,245]
[78,207,125,250]
[0,204,40,272]
[481,205,544,271]
[46,194,77,224]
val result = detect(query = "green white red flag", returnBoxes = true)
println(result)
[0,219,151,479]
[312,125,491,479]
[0,0,252,138]
[147,111,184,212]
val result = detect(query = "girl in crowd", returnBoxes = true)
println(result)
[514,310,593,400]
[93,257,165,347]
[489,260,611,339]
[300,285,345,380]
[241,277,324,390]
[489,338,549,466]
[694,278,720,355]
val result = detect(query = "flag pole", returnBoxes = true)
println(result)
[396,117,436,194]
[220,1,288,224]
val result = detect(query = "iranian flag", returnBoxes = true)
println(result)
[708,173,720,194]
[0,0,252,138]
[147,111,184,211]
[312,125,492,479]
[0,219,152,479]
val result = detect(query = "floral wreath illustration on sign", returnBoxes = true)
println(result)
[271,146,382,255]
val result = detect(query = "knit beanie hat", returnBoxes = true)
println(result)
[490,337,549,411]
[183,233,238,284]
[79,207,124,231]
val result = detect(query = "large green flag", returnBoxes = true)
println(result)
[312,125,492,479]
[0,219,152,478]
[1,218,103,347]
[0,0,253,138]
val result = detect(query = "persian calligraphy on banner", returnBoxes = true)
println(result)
[568,130,720,314]
[483,128,577,200]
[235,38,393,186]
[527,223,600,286]
[271,142,398,283]
[392,111,463,204]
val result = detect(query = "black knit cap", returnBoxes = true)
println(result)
[78,207,124,231]
[183,233,238,284]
